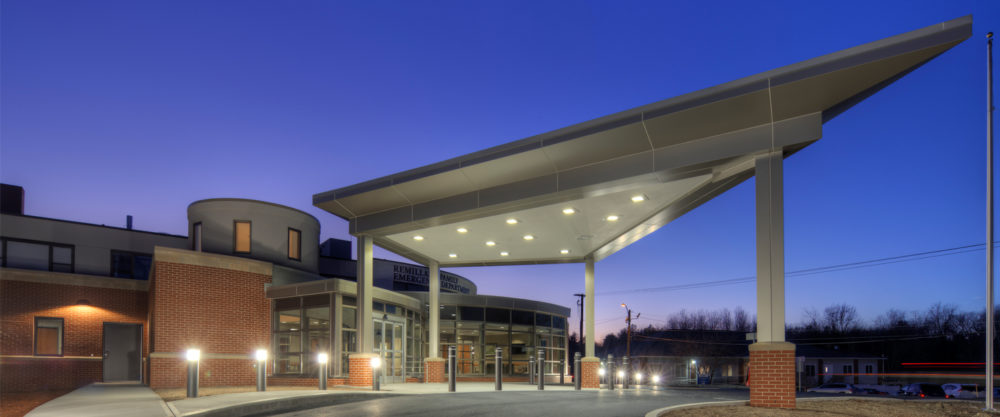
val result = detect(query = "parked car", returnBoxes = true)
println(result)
[806,383,856,394]
[942,383,982,399]
[901,383,946,398]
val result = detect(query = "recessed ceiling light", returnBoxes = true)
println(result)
[560,249,570,254]
[448,253,458,258]
[562,208,576,215]
[523,235,534,241]
[413,235,424,241]
[500,251,509,256]
[606,215,620,222]
[506,218,519,225]
[631,195,646,203]
[485,241,496,246]
[457,227,468,234]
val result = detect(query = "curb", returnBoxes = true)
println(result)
[644,400,747,417]
[171,392,401,417]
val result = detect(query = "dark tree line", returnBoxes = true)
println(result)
[585,303,999,373]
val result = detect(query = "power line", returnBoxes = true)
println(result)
[597,242,994,296]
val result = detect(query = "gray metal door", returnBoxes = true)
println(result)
[103,323,141,382]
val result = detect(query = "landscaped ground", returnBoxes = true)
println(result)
[663,399,995,416]
[0,390,72,417]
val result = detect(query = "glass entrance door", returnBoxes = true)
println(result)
[374,319,406,383]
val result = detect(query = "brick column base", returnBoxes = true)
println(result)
[348,353,378,387]
[580,357,601,389]
[749,342,796,409]
[424,358,446,383]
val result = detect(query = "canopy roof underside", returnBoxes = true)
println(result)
[314,16,971,267]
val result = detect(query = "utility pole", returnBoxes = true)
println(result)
[987,30,995,413]
[621,303,640,359]
[574,293,585,351]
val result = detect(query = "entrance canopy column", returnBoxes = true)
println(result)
[749,150,795,408]
[581,256,600,388]
[349,235,377,387]
[424,260,446,382]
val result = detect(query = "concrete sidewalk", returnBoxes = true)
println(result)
[26,381,593,417]
[25,382,172,417]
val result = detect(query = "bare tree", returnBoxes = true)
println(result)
[823,303,859,333]
[733,307,752,332]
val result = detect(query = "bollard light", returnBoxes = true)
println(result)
[317,353,328,391]
[617,370,624,378]
[652,375,660,384]
[372,356,381,391]
[599,368,606,376]
[635,373,642,383]
[318,353,328,364]
[255,349,268,362]
[186,349,200,398]
[371,356,382,369]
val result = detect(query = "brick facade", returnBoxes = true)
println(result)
[148,254,272,388]
[423,358,445,383]
[748,342,796,409]
[580,357,600,389]
[0,276,147,392]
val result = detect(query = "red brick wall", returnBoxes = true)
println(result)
[749,346,796,408]
[580,360,600,389]
[0,279,147,392]
[424,359,445,383]
[268,377,347,387]
[148,260,271,388]
[348,355,376,387]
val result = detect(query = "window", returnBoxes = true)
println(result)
[35,317,63,356]
[234,221,251,253]
[193,222,202,251]
[843,365,853,374]
[288,228,301,260]
[110,251,153,280]
[805,365,816,377]
[865,364,873,374]
[2,238,74,273]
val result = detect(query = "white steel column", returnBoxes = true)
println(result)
[428,260,440,358]
[584,257,595,357]
[357,235,374,353]
[755,151,785,343]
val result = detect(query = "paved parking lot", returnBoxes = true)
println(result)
[270,387,750,417]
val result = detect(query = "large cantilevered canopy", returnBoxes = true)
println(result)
[315,16,971,267]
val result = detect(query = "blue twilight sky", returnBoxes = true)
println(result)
[2,0,999,339]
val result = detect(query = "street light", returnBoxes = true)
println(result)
[620,303,640,360]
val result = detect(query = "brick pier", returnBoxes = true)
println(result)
[748,341,796,408]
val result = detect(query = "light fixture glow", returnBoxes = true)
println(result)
[500,251,509,256]
[631,195,646,203]
[606,215,619,222]
[186,349,200,362]
[506,218,518,225]
[486,241,496,246]
[457,227,468,234]
[371,357,382,369]
[617,370,625,378]
[691,359,697,365]
[448,253,458,258]
[523,235,534,241]
[562,208,576,215]
[413,235,424,241]
[317,353,328,364]
[255,349,267,362]
[635,373,643,382]
[652,375,660,383]
[598,368,606,376]
[560,249,569,254]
